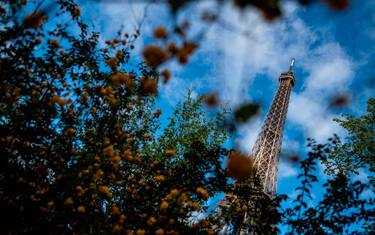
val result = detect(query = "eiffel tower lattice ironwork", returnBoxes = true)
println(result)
[252,58,296,195]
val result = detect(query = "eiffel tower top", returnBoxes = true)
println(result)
[280,58,296,86]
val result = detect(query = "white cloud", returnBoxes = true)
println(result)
[282,138,301,153]
[288,43,353,141]
[279,162,298,179]
[141,1,356,148]
[288,93,344,141]
[87,0,358,143]
[82,1,169,58]
[302,43,353,89]
[236,116,263,153]
[158,69,202,106]
[193,2,355,145]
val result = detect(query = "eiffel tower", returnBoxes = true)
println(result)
[216,59,296,234]
[251,58,296,195]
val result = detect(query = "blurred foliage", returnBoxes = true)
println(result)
[330,93,351,107]
[234,103,260,123]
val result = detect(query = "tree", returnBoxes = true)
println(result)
[210,172,286,234]
[0,1,230,233]
[323,99,375,182]
[283,100,375,234]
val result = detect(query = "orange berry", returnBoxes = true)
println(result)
[142,45,168,68]
[75,186,84,196]
[112,72,128,85]
[167,42,178,54]
[52,94,60,102]
[153,109,162,117]
[24,12,45,29]
[77,205,86,213]
[103,145,114,157]
[165,149,175,157]
[147,216,157,226]
[161,69,171,83]
[153,26,168,39]
[113,224,121,233]
[168,218,175,224]
[160,201,168,209]
[123,149,133,161]
[73,7,80,17]
[116,50,124,57]
[104,137,111,145]
[203,93,219,107]
[98,185,111,198]
[119,214,127,224]
[155,175,165,182]
[196,187,209,199]
[155,228,165,235]
[47,201,54,208]
[112,206,120,215]
[64,197,74,207]
[170,189,179,196]
[192,201,200,210]
[136,229,146,235]
[64,128,76,137]
[112,155,121,164]
[50,39,60,47]
[227,151,255,181]
[142,78,158,95]
[106,57,119,69]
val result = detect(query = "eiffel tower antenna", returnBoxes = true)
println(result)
[289,58,295,71]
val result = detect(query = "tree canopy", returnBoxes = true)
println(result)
[0,0,373,234]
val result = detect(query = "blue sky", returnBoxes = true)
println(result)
[77,0,374,228]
